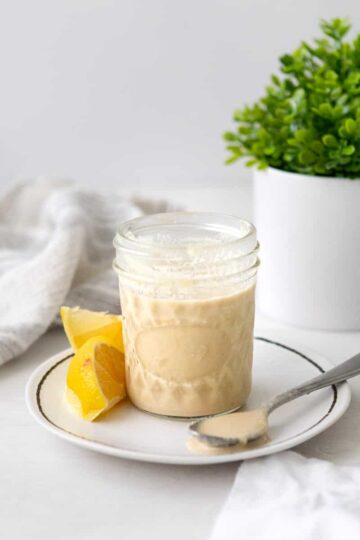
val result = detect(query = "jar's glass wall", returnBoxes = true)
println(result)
[114,212,259,418]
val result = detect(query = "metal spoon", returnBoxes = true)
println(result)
[189,352,360,448]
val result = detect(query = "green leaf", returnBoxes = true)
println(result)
[280,54,293,66]
[225,155,241,165]
[342,145,355,155]
[225,145,242,153]
[320,18,351,41]
[345,118,356,135]
[223,132,238,141]
[299,149,316,165]
[318,103,333,117]
[233,109,244,121]
[310,140,323,154]
[338,126,348,138]
[238,126,252,135]
[245,159,258,167]
[294,129,309,143]
[284,78,295,91]
[322,134,338,148]
[333,105,344,118]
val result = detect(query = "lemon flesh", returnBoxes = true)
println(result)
[66,336,126,421]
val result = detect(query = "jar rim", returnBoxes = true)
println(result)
[113,212,259,294]
[114,211,257,256]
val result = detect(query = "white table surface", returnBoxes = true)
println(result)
[1,185,360,540]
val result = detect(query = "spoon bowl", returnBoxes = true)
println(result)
[189,408,268,448]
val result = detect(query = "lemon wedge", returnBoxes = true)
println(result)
[66,336,126,421]
[60,306,124,353]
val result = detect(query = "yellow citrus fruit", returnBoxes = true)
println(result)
[66,336,126,421]
[60,306,124,353]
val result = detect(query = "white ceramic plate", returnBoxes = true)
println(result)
[26,335,351,465]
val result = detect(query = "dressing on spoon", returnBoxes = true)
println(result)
[187,409,269,455]
[195,408,268,445]
[187,408,269,454]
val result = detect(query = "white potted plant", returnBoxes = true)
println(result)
[224,18,360,330]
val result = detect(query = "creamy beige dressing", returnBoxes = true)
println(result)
[196,408,268,444]
[187,433,270,456]
[120,284,255,417]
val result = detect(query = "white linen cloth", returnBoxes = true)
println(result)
[0,178,170,366]
[210,451,360,540]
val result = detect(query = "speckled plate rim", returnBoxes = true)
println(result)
[25,335,351,465]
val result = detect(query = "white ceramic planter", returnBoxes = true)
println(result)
[254,167,360,330]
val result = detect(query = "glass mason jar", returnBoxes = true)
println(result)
[113,212,259,418]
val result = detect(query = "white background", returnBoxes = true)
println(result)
[0,0,359,192]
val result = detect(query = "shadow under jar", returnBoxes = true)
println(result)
[113,212,259,418]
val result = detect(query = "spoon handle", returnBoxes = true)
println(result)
[265,352,360,414]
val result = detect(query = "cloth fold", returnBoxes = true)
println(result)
[210,451,360,540]
[0,178,170,365]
